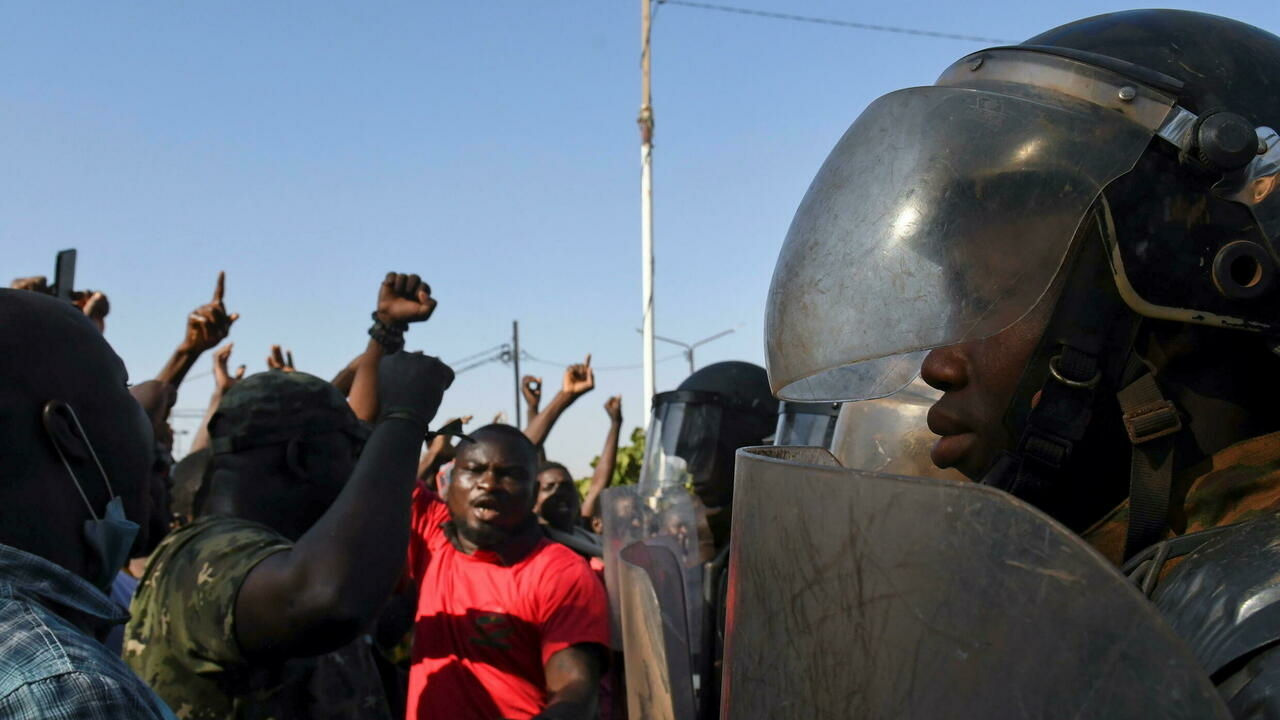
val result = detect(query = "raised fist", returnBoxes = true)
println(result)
[377,351,455,426]
[376,272,437,326]
[605,395,622,424]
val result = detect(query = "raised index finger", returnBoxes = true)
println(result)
[583,353,592,367]
[213,271,226,303]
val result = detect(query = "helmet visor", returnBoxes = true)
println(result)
[767,54,1175,401]
[774,403,841,448]
[638,391,725,498]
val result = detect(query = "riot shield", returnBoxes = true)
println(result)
[603,486,707,714]
[618,541,698,720]
[602,486,653,648]
[721,446,1231,720]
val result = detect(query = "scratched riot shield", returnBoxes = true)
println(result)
[603,485,706,715]
[720,446,1231,720]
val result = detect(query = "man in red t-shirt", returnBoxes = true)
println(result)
[404,423,609,720]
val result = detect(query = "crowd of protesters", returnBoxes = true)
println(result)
[1,269,625,720]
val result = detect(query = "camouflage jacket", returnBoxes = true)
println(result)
[1083,430,1280,565]
[124,515,392,720]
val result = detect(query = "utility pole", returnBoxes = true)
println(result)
[639,0,657,414]
[512,320,522,423]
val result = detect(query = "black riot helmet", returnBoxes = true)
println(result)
[639,361,774,547]
[766,10,1280,557]
[774,400,841,448]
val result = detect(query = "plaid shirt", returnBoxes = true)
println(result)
[0,542,177,720]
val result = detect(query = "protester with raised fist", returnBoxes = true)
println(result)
[125,273,453,720]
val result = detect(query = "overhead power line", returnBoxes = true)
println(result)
[445,346,682,374]
[449,343,509,367]
[656,0,1017,45]
[521,350,684,372]
[454,354,506,375]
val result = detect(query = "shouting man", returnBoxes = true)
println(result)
[405,424,609,720]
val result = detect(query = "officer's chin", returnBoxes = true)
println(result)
[931,432,989,479]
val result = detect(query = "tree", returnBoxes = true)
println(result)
[576,426,645,499]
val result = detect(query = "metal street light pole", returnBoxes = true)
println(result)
[637,327,737,375]
[639,0,657,413]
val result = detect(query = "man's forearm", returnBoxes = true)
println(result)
[289,417,423,626]
[525,391,576,447]
[155,346,200,388]
[331,355,361,396]
[417,449,447,483]
[348,339,386,422]
[581,419,621,519]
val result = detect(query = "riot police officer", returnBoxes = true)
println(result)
[735,9,1280,718]
[637,360,774,552]
[603,361,773,719]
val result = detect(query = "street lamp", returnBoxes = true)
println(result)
[636,327,736,374]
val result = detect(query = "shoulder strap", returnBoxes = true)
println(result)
[1117,373,1182,560]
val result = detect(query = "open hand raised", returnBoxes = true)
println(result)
[213,343,247,392]
[267,345,296,372]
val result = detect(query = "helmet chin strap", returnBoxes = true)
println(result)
[982,200,1184,560]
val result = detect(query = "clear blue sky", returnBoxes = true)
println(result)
[4,1,1277,475]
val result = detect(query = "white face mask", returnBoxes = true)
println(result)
[45,403,140,592]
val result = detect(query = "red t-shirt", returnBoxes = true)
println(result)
[406,488,610,720]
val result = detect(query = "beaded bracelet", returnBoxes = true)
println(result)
[368,311,407,353]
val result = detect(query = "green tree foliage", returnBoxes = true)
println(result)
[576,426,645,499]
